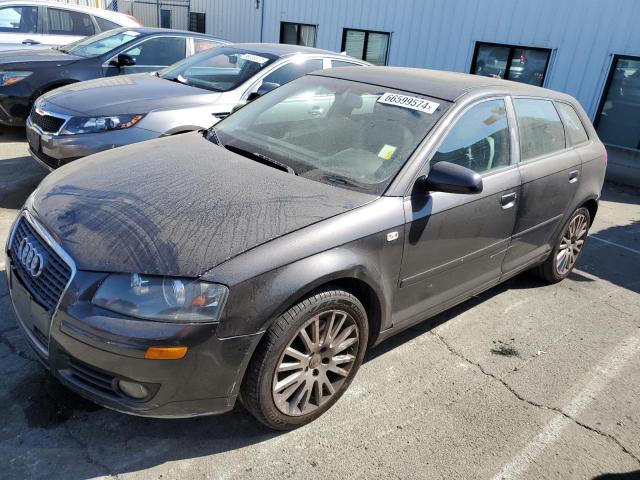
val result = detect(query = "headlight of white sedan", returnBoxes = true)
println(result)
[62,114,144,134]
[93,273,229,323]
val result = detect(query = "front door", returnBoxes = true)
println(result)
[394,98,521,325]
[502,97,580,272]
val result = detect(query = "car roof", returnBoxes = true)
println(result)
[230,42,360,59]
[313,66,575,102]
[0,0,140,24]
[106,26,229,42]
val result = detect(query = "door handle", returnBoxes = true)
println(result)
[22,39,40,45]
[500,192,517,209]
[569,170,579,184]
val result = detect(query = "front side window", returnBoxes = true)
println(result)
[212,76,449,194]
[122,36,186,66]
[193,38,223,54]
[280,22,316,47]
[159,47,278,92]
[514,98,565,161]
[472,42,551,87]
[0,6,37,33]
[263,59,323,86]
[63,29,142,57]
[556,102,589,146]
[47,8,95,36]
[342,29,389,66]
[431,99,511,174]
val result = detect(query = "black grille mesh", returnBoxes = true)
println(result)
[9,217,72,312]
[30,110,65,133]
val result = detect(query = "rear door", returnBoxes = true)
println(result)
[0,4,44,50]
[43,6,96,48]
[394,97,521,325]
[502,97,581,272]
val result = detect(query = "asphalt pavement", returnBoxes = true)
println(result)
[1,127,639,480]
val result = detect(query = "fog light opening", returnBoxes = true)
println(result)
[117,379,149,400]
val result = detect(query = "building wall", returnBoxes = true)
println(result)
[252,0,640,120]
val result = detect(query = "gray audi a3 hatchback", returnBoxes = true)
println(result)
[6,67,606,429]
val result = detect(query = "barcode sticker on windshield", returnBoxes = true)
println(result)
[241,53,270,64]
[377,93,440,114]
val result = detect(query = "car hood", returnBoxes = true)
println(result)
[32,133,376,277]
[0,48,82,66]
[43,73,218,116]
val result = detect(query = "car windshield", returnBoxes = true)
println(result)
[159,47,278,92]
[62,29,142,57]
[212,76,449,194]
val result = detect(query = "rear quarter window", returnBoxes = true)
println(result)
[556,102,589,146]
[513,98,565,161]
[95,16,121,32]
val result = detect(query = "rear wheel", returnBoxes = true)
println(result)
[533,207,590,283]
[241,289,368,430]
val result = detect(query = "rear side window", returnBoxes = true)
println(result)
[95,16,120,32]
[0,6,37,33]
[556,102,589,146]
[513,98,565,161]
[47,8,95,36]
[123,36,186,66]
[263,59,323,86]
[431,99,511,174]
[332,60,364,68]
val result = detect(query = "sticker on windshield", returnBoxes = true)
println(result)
[240,53,270,64]
[122,31,142,37]
[378,144,397,160]
[377,93,440,114]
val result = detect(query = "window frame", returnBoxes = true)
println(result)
[510,95,569,164]
[341,28,391,66]
[593,53,640,149]
[279,21,317,47]
[44,6,97,37]
[554,100,591,148]
[470,41,553,87]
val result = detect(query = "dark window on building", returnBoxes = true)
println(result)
[471,42,551,87]
[189,12,206,33]
[431,99,511,174]
[595,55,640,150]
[0,6,38,33]
[556,102,589,146]
[513,98,565,161]
[47,7,95,36]
[263,58,323,86]
[95,16,120,32]
[341,28,390,66]
[160,9,171,29]
[280,22,316,47]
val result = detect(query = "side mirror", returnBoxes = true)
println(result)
[111,53,136,68]
[418,161,483,195]
[247,81,280,102]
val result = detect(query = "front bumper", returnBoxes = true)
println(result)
[0,82,33,126]
[6,213,262,418]
[25,119,160,170]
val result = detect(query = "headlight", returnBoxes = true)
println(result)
[61,114,144,135]
[0,71,32,86]
[93,273,229,323]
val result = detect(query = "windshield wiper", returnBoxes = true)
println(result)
[225,144,296,175]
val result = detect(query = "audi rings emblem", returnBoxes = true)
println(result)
[17,238,46,278]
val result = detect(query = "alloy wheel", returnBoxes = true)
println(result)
[272,310,359,416]
[556,212,588,275]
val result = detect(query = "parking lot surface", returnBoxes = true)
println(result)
[1,128,639,480]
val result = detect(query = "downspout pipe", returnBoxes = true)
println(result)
[259,0,265,42]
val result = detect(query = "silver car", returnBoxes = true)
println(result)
[25,43,369,169]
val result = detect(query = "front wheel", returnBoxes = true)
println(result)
[241,289,368,430]
[533,206,591,283]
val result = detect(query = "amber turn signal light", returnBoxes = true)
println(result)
[144,346,188,360]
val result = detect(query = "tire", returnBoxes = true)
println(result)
[241,288,369,430]
[533,206,591,283]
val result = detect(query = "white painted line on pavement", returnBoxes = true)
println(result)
[589,235,640,256]
[489,334,640,480]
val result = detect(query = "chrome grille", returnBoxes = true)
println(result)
[9,216,72,312]
[30,109,65,133]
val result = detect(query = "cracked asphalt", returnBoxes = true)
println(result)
[1,127,639,480]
